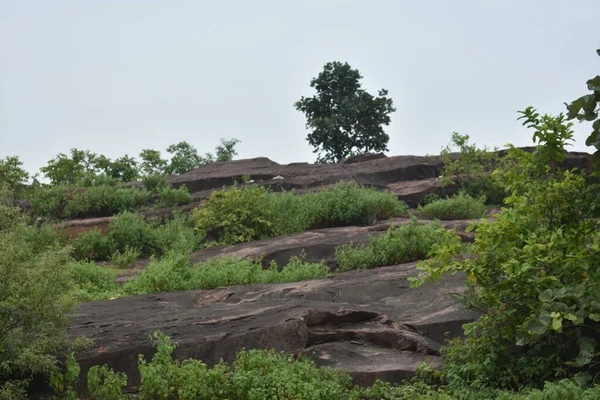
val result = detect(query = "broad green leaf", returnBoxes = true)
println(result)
[551,316,562,331]
[564,313,577,321]
[528,317,549,335]
[539,289,553,302]
[589,313,600,322]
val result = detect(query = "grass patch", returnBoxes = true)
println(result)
[418,192,486,220]
[335,218,448,272]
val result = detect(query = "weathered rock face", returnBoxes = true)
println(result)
[166,150,593,204]
[191,217,481,270]
[166,155,444,196]
[68,262,478,393]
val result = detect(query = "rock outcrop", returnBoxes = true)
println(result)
[68,262,478,393]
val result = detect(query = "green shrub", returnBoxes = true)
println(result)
[67,261,119,301]
[336,218,447,272]
[124,253,328,296]
[412,110,600,389]
[141,174,168,192]
[0,186,76,394]
[193,182,407,245]
[306,182,407,228]
[64,185,151,218]
[192,184,276,244]
[153,213,203,256]
[439,133,507,205]
[110,246,141,268]
[27,185,69,218]
[418,192,486,220]
[107,212,158,256]
[71,228,113,261]
[157,186,193,207]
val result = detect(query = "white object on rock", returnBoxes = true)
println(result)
[272,175,284,180]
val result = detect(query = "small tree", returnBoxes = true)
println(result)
[165,141,204,175]
[295,62,396,163]
[0,156,29,195]
[139,149,168,177]
[41,149,100,185]
[215,138,240,162]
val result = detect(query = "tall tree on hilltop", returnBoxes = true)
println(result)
[295,62,396,164]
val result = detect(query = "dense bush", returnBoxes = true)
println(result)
[412,109,600,390]
[68,261,120,302]
[418,192,486,220]
[335,218,447,272]
[193,182,407,245]
[27,183,192,220]
[0,186,76,397]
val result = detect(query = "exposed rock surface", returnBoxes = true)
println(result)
[166,150,592,202]
[191,217,481,270]
[68,262,478,393]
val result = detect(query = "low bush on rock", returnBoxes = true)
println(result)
[192,182,407,245]
[27,183,192,220]
[70,212,203,263]
[335,218,448,272]
[51,331,600,399]
[123,253,329,296]
[417,192,486,220]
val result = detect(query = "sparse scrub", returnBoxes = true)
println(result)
[418,192,486,220]
[336,218,448,272]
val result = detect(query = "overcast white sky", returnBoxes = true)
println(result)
[1,0,599,175]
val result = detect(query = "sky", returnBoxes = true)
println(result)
[1,0,599,176]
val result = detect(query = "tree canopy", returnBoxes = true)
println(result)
[295,62,396,163]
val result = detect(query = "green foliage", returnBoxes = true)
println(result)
[412,110,600,389]
[103,155,139,183]
[40,149,101,185]
[87,365,128,400]
[192,184,280,245]
[305,182,407,228]
[215,137,241,161]
[336,218,447,272]
[193,182,406,245]
[0,156,29,196]
[165,141,206,175]
[109,246,141,268]
[0,186,76,393]
[295,61,396,163]
[439,133,506,205]
[140,174,168,192]
[63,185,151,218]
[156,185,193,207]
[70,228,113,261]
[124,253,328,296]
[139,149,168,176]
[70,212,202,263]
[67,261,119,301]
[565,47,600,170]
[418,192,486,220]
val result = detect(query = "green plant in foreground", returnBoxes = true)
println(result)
[336,218,447,272]
[411,109,600,389]
[0,186,76,397]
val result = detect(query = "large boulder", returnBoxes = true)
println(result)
[67,262,478,394]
